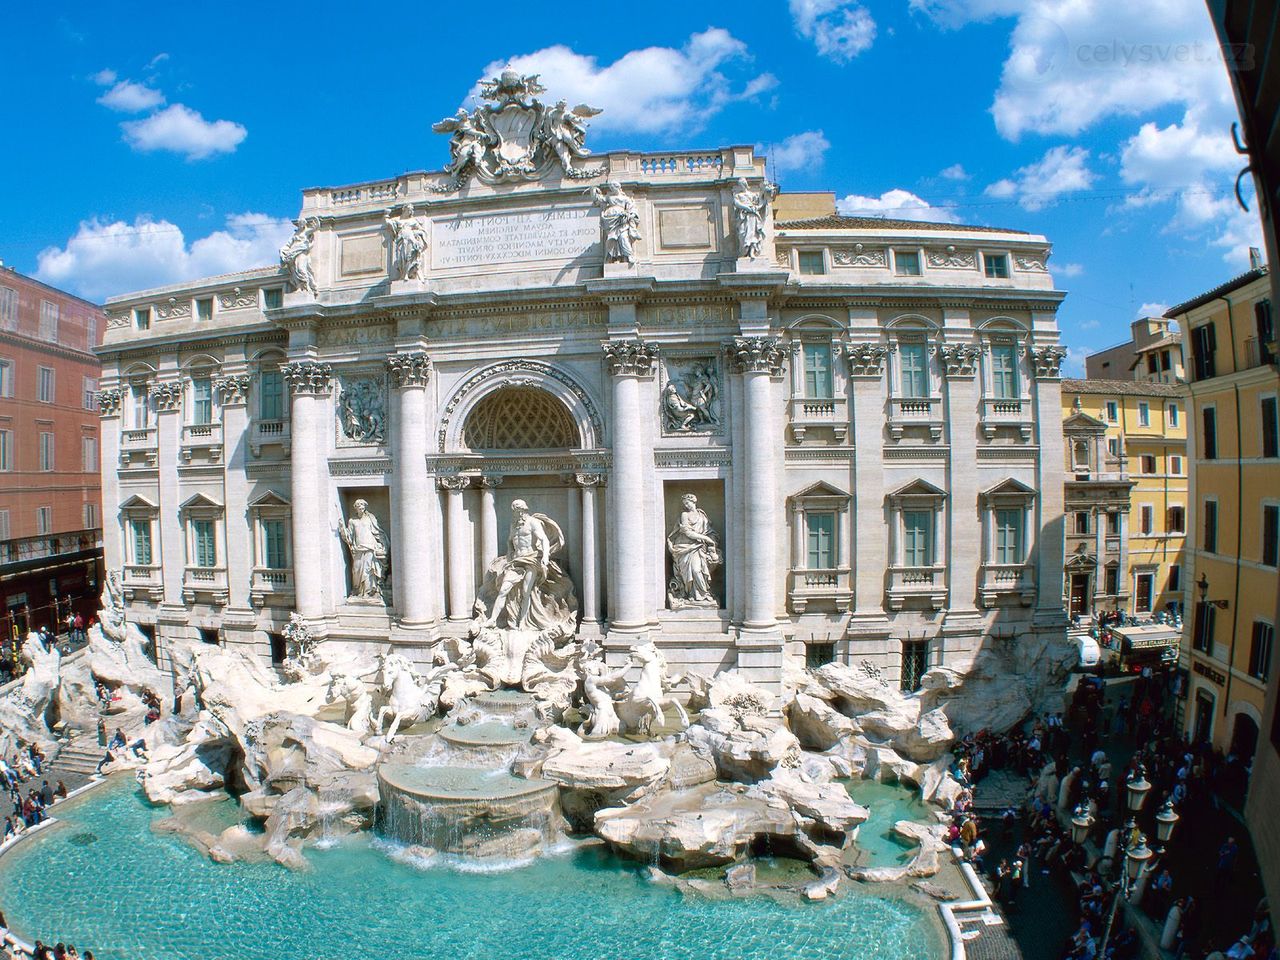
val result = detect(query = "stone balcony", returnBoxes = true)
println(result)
[250,418,291,457]
[183,566,229,605]
[119,427,157,467]
[979,397,1033,440]
[122,564,163,602]
[787,566,853,613]
[887,396,944,441]
[181,422,223,462]
[251,567,295,608]
[886,565,947,610]
[787,396,848,443]
[978,563,1036,607]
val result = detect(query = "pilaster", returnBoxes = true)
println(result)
[388,350,436,629]
[215,370,253,612]
[282,357,333,620]
[940,329,982,619]
[440,475,472,621]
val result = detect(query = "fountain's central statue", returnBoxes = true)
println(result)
[477,500,577,632]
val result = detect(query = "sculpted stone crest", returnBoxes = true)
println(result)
[431,70,604,188]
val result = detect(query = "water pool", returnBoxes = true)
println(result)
[0,781,944,960]
[843,779,935,867]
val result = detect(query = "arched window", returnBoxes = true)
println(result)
[463,387,578,450]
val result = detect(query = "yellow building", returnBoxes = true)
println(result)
[1061,380,1187,619]
[1168,266,1278,759]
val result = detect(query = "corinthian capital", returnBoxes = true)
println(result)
[282,360,333,395]
[729,336,785,377]
[96,387,123,417]
[387,351,432,388]
[1029,345,1068,379]
[214,374,252,405]
[602,338,658,377]
[149,381,183,412]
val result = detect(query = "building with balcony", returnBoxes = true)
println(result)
[1167,265,1277,763]
[95,76,1069,691]
[0,266,105,636]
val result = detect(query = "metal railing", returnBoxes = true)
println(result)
[0,529,102,566]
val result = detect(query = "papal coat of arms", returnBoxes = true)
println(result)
[431,70,604,188]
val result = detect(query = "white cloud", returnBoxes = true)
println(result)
[91,69,117,86]
[121,104,247,160]
[1136,301,1169,317]
[790,0,877,62]
[762,130,831,176]
[939,163,971,181]
[97,80,165,113]
[35,212,292,302]
[1062,345,1089,378]
[1058,262,1085,277]
[836,188,961,223]
[473,30,772,136]
[984,145,1096,211]
[908,0,1024,30]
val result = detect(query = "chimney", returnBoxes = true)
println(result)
[1249,246,1264,270]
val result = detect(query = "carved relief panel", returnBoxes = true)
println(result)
[335,373,388,447]
[660,354,724,437]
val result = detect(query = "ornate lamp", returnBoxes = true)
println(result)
[1071,805,1094,845]
[1125,834,1153,883]
[1126,771,1152,813]
[1154,800,1180,843]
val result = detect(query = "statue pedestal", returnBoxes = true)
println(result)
[734,255,779,274]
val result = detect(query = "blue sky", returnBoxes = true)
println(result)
[0,0,1262,374]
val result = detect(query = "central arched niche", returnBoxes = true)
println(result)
[462,386,580,451]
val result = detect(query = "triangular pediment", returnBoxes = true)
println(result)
[179,492,224,512]
[249,490,290,509]
[1064,411,1107,432]
[982,478,1035,498]
[1065,550,1097,569]
[887,478,947,499]
[118,494,157,511]
[792,480,850,500]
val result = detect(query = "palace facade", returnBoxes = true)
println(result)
[96,76,1069,688]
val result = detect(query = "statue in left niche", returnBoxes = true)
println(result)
[338,499,388,604]
[475,499,577,632]
[384,204,429,281]
[280,217,319,297]
[337,377,386,445]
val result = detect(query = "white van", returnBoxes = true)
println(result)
[1074,633,1102,671]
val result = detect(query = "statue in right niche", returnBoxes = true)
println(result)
[666,493,721,609]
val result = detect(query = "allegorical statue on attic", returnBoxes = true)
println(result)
[732,178,778,259]
[431,69,604,188]
[280,218,318,297]
[589,180,641,264]
[384,204,429,281]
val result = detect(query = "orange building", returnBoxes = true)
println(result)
[0,265,104,636]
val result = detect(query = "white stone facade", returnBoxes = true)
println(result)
[97,96,1067,689]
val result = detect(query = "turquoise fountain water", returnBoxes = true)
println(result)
[843,779,936,867]
[0,781,944,960]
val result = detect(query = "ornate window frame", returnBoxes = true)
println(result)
[119,494,161,602]
[979,478,1036,607]
[787,480,853,613]
[884,316,942,441]
[249,490,294,607]
[179,493,227,605]
[785,315,847,444]
[885,478,947,610]
[976,317,1032,440]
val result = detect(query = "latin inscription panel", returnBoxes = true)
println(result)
[431,206,600,269]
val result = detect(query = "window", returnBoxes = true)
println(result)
[131,385,149,429]
[983,253,1009,278]
[1166,505,1185,534]
[82,377,97,410]
[1135,572,1154,613]
[0,287,15,331]
[82,502,97,529]
[1105,400,1118,422]
[262,519,288,569]
[1203,407,1218,459]
[1190,323,1216,380]
[269,633,287,666]
[1140,504,1154,535]
[894,250,921,276]
[130,519,153,565]
[1167,403,1180,428]
[81,437,97,472]
[1193,601,1216,652]
[1257,300,1275,363]
[1263,397,1279,458]
[1204,499,1218,553]
[1146,354,1159,375]
[1170,455,1183,475]
[1138,402,1150,427]
[901,639,930,693]
[1264,504,1280,567]
[1107,437,1120,458]
[990,343,1018,399]
[994,508,1022,564]
[35,506,51,535]
[192,519,216,568]
[0,430,9,471]
[196,297,213,321]
[259,370,285,421]
[37,366,54,403]
[0,359,11,398]
[134,307,150,331]
[1168,564,1180,593]
[191,377,213,425]
[797,251,825,275]
[805,643,835,669]
[1106,511,1120,536]
[898,341,928,398]
[1162,350,1172,372]
[806,511,836,569]
[1249,621,1274,681]
[263,288,283,310]
[199,628,220,646]
[0,510,8,540]
[802,343,833,399]
[1074,511,1090,535]
[38,300,58,341]
[902,510,933,566]
[1105,564,1119,596]
[38,433,53,471]
[1140,454,1157,474]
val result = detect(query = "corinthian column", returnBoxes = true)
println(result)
[282,359,333,619]
[440,475,472,621]
[576,473,605,625]
[603,338,658,630]
[388,352,434,627]
[730,336,786,630]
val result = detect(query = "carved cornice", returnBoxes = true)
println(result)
[937,344,980,378]
[97,387,123,417]
[845,342,888,378]
[386,351,432,388]
[602,338,658,378]
[214,374,252,406]
[438,475,471,491]
[149,381,183,412]
[728,336,786,377]
[1029,345,1067,379]
[282,360,333,395]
